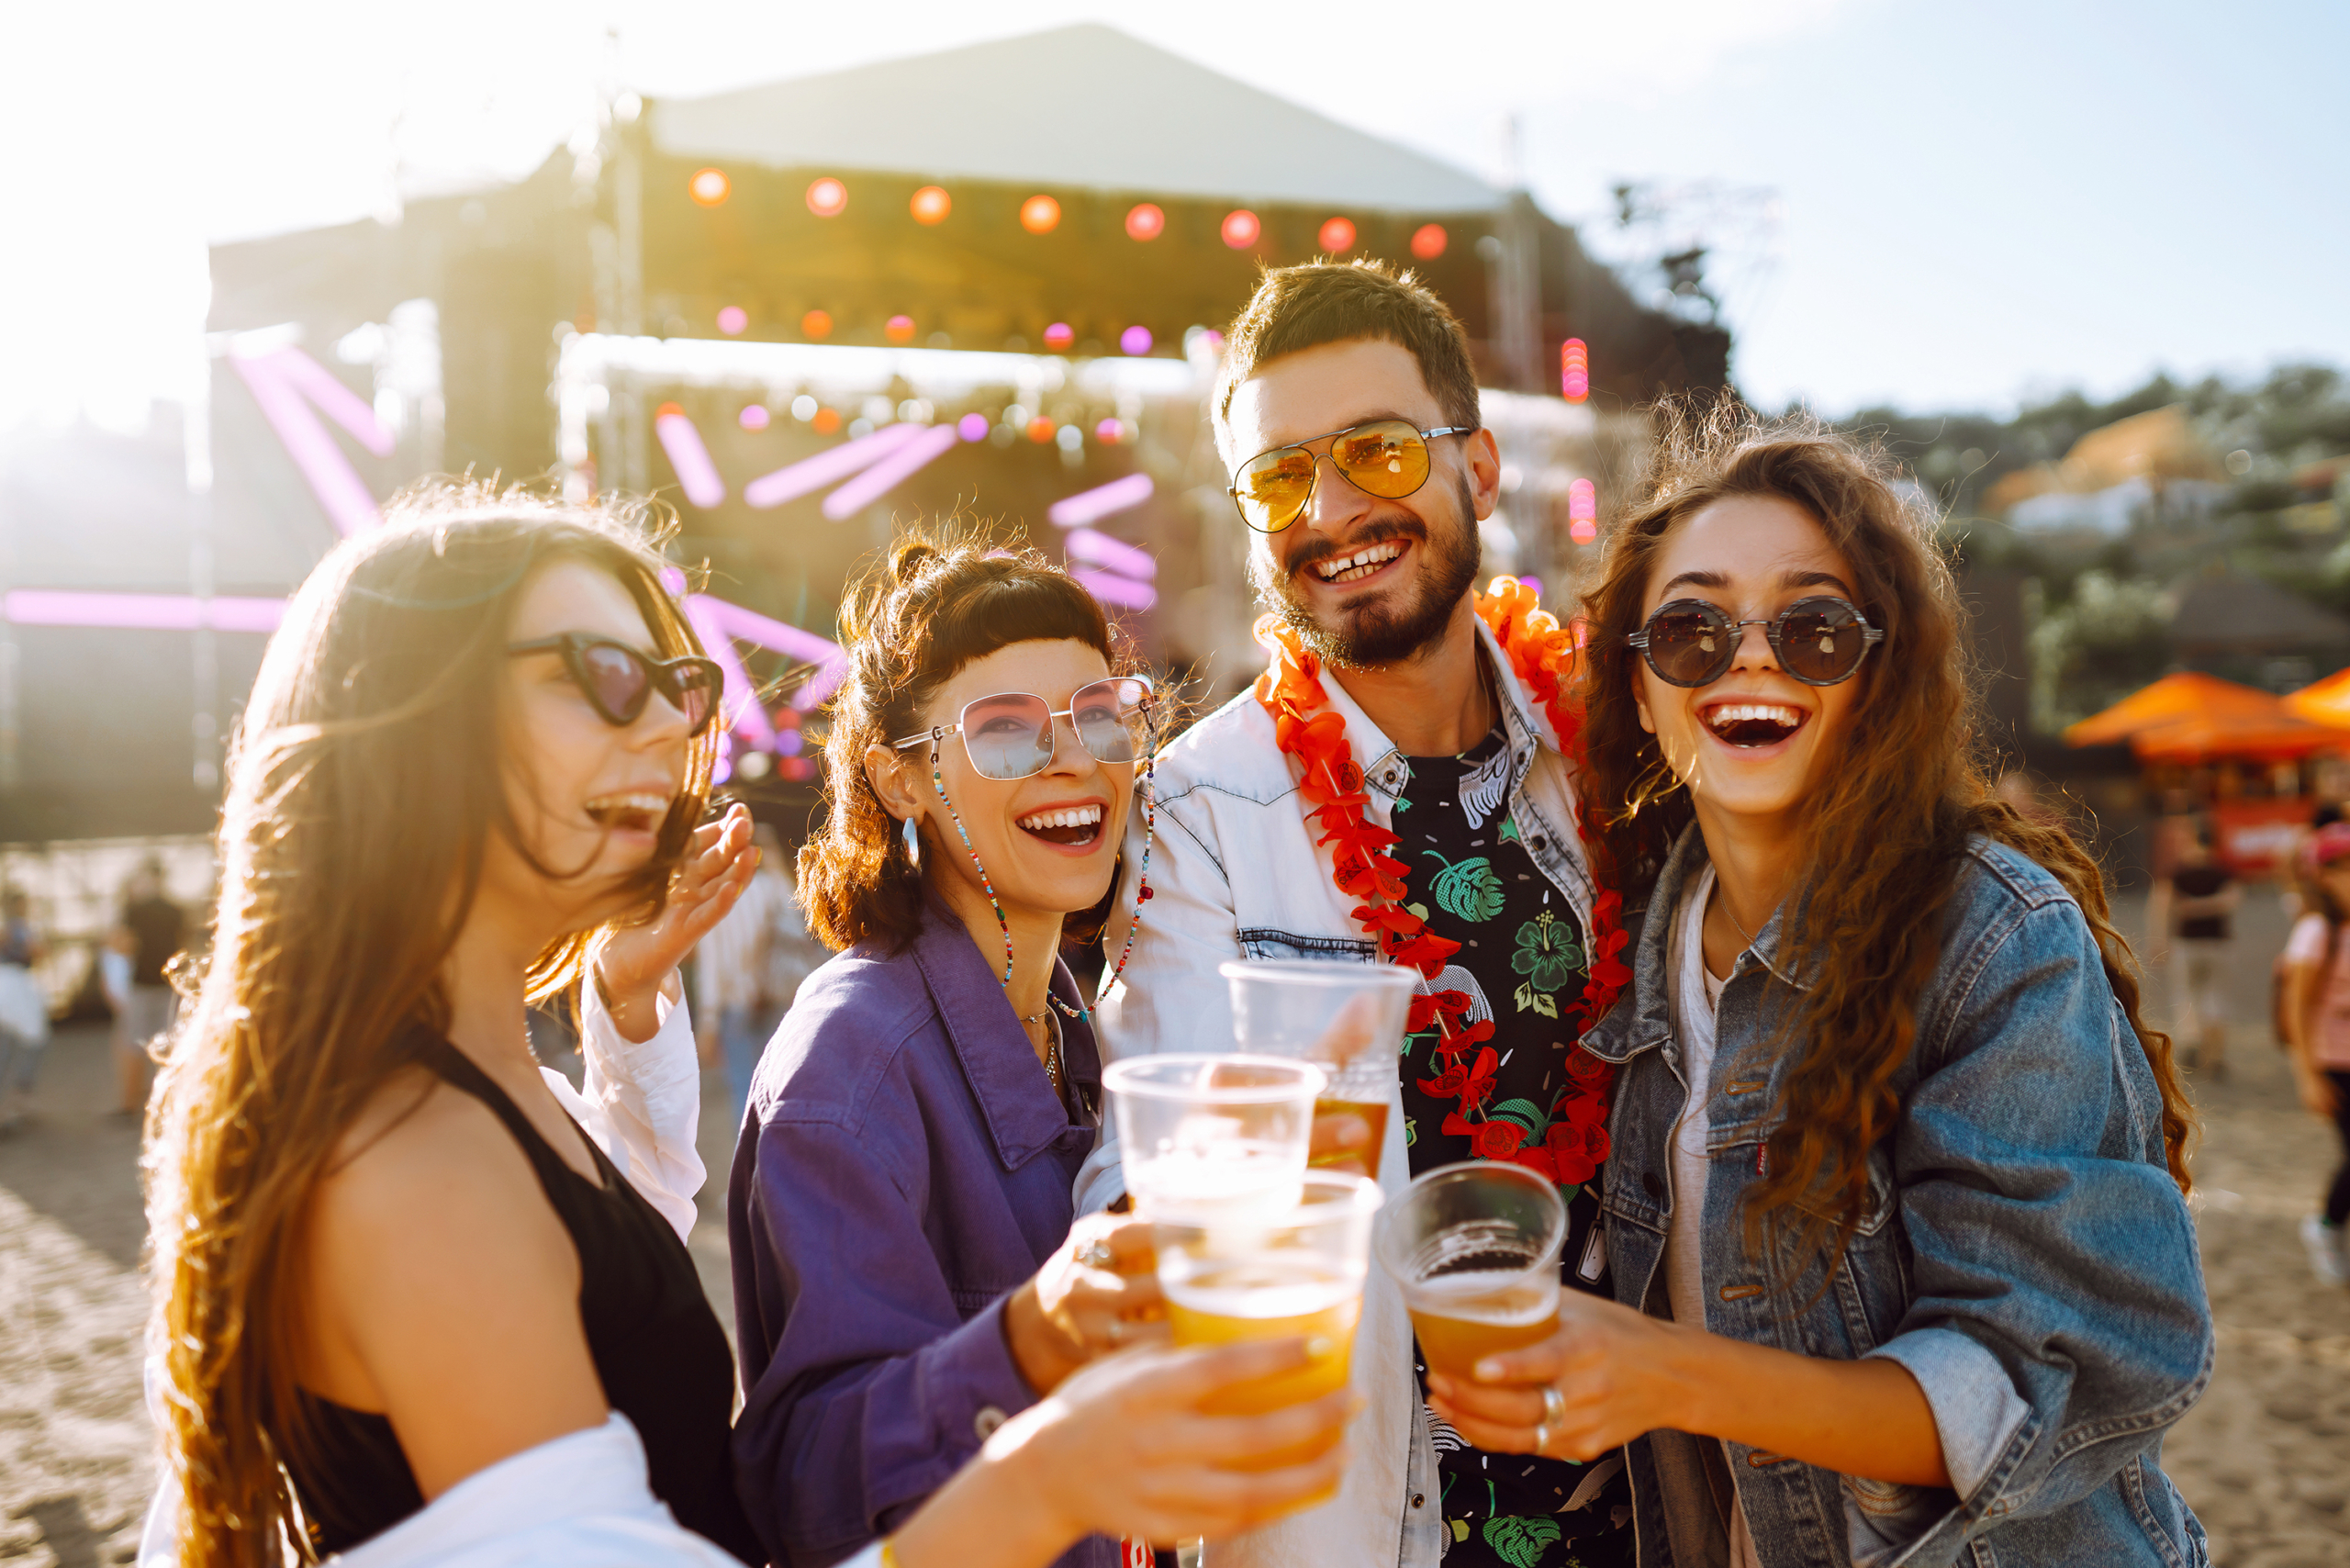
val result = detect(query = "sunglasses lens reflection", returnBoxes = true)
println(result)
[672,664,718,734]
[1645,605,1732,687]
[578,643,653,722]
[960,693,1056,779]
[1777,599,1866,683]
[1071,677,1153,765]
[1329,420,1430,498]
[1237,448,1316,532]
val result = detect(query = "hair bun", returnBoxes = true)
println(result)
[890,540,942,583]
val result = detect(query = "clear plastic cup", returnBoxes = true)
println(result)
[1375,1160,1566,1381]
[1158,1171,1383,1489]
[1221,959,1417,1172]
[1104,1054,1326,1225]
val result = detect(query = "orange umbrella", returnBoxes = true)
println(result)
[2286,666,2350,727]
[2130,709,2350,764]
[2064,671,2290,748]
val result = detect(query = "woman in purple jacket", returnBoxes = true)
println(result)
[728,533,1169,1568]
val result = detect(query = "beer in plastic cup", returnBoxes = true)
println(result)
[1220,959,1417,1173]
[1376,1160,1567,1382]
[1104,1054,1325,1224]
[1159,1172,1382,1486]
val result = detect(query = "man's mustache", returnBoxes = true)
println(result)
[1280,517,1427,578]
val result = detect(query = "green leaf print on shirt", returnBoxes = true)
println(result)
[1422,850,1506,922]
[1483,1514,1564,1567]
[1512,908,1583,994]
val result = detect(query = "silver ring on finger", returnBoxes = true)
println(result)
[1533,1421,1552,1458]
[1541,1383,1567,1428]
[1105,1316,1128,1346]
[1079,1238,1118,1271]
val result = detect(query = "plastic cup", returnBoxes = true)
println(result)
[1376,1160,1566,1381]
[1159,1171,1382,1484]
[1221,959,1417,1172]
[1104,1054,1326,1225]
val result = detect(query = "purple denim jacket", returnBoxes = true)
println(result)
[726,900,1112,1568]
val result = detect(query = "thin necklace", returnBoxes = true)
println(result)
[1020,1005,1065,1097]
[1716,885,1766,953]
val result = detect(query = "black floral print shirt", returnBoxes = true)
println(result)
[1397,730,1634,1568]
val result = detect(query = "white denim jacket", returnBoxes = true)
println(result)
[138,981,713,1565]
[1087,617,1596,1568]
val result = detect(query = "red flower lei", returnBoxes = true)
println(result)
[1252,577,1630,1187]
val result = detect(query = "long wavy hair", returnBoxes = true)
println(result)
[798,524,1119,953]
[141,484,715,1566]
[1575,407,2192,1265]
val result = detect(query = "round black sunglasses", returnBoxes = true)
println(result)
[1628,597,1884,689]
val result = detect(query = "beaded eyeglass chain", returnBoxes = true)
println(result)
[920,734,1158,1023]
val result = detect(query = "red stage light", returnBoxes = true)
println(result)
[800,308,833,340]
[910,185,950,225]
[1569,476,1597,543]
[1125,202,1165,241]
[688,168,731,207]
[656,401,684,420]
[1561,338,1590,403]
[1021,194,1061,234]
[885,315,916,344]
[812,407,842,434]
[806,177,847,217]
[1027,417,1057,443]
[1042,322,1075,352]
[1222,209,1261,249]
[1410,223,1448,259]
[1318,216,1356,252]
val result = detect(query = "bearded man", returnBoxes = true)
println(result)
[1089,262,1632,1568]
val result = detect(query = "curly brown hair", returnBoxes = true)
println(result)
[799,525,1121,953]
[1574,405,2193,1265]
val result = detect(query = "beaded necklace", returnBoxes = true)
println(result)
[1252,577,1630,1185]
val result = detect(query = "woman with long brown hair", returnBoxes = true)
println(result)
[1425,411,2211,1565]
[141,485,767,1564]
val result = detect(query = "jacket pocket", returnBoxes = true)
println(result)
[1237,929,1380,963]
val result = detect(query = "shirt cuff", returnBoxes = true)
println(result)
[1863,1326,2031,1498]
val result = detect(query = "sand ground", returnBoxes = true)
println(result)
[5,892,2348,1565]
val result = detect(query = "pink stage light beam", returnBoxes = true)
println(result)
[742,422,923,509]
[655,406,727,508]
[821,424,960,521]
[231,347,395,536]
[1072,569,1158,611]
[1046,473,1154,530]
[682,598,777,750]
[1062,528,1156,579]
[5,591,289,633]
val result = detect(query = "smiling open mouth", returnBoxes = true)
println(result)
[585,791,672,833]
[1018,804,1104,846]
[1703,703,1806,748]
[1313,541,1403,585]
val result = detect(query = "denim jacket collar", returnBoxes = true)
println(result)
[1320,615,1545,804]
[1579,822,1815,1067]
[906,898,1100,1170]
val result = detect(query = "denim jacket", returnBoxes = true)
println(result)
[1088,618,1595,1568]
[1580,825,2212,1568]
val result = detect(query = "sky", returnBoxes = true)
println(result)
[6,0,2346,432]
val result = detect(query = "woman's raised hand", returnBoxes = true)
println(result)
[597,803,760,1041]
[1005,1212,1167,1393]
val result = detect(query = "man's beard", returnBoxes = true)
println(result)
[1248,476,1483,670]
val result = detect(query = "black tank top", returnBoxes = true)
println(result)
[286,1034,760,1563]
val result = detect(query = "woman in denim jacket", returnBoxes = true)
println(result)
[1427,414,2210,1567]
